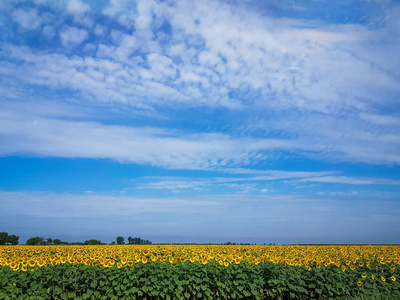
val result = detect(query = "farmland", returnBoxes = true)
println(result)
[1,244,399,299]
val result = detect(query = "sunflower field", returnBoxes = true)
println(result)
[1,244,399,299]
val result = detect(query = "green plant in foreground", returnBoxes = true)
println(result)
[1,261,399,300]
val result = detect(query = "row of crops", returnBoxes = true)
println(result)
[1,244,399,299]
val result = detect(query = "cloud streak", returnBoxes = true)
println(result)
[0,108,296,169]
[1,98,400,169]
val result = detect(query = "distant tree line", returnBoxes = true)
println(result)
[113,236,152,245]
[1,232,152,246]
[24,237,105,245]
[0,232,19,245]
[2,232,272,246]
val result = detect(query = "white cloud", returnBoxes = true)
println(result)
[12,8,42,29]
[83,43,96,52]
[139,178,210,191]
[60,26,88,46]
[67,0,89,14]
[147,53,176,80]
[135,0,156,31]
[359,113,400,126]
[297,176,400,185]
[246,111,400,165]
[137,170,400,195]
[6,0,399,114]
[0,109,293,169]
[1,92,399,166]
[66,0,93,27]
[162,0,400,114]
[102,0,140,28]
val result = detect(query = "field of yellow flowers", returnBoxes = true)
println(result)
[1,244,399,299]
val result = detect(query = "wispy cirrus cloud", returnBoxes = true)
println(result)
[1,100,400,168]
[0,108,296,170]
[297,176,400,185]
[136,171,400,196]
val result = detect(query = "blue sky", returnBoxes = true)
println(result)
[1,0,399,244]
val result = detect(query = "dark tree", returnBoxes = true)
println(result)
[0,232,8,245]
[127,237,151,245]
[7,234,19,245]
[84,239,101,245]
[53,239,61,245]
[116,236,125,244]
[26,237,46,245]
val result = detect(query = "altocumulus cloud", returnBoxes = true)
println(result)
[12,8,42,30]
[60,26,88,46]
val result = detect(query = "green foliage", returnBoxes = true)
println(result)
[0,261,399,299]
[127,237,152,245]
[6,235,19,246]
[116,237,125,245]
[26,237,47,245]
[84,239,102,245]
[0,233,8,245]
[0,232,19,245]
